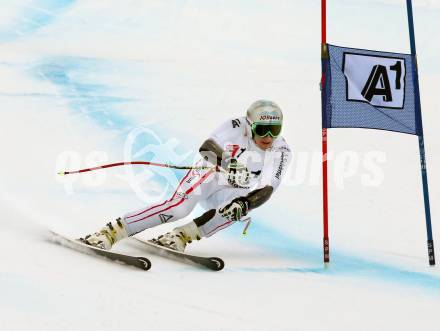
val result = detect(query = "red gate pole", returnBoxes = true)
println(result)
[321,0,330,264]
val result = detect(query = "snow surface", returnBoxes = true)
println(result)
[0,1,439,330]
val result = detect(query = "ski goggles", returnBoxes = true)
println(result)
[251,122,282,138]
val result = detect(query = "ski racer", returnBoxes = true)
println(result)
[81,100,292,252]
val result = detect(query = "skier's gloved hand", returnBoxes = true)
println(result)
[226,159,250,188]
[219,197,249,222]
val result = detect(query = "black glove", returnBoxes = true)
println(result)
[219,197,249,222]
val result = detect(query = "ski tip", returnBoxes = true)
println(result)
[138,257,152,270]
[210,257,224,271]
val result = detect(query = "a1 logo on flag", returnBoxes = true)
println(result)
[343,53,406,109]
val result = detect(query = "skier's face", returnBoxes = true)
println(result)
[253,135,273,150]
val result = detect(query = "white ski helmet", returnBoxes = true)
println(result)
[246,100,283,138]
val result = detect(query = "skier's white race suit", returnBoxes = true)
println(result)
[122,116,292,237]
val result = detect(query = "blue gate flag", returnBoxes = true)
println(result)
[322,44,422,135]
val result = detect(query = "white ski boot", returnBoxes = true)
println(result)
[151,221,201,252]
[80,218,128,250]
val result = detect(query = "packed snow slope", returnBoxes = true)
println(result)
[1,1,439,330]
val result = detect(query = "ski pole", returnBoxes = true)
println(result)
[241,217,252,236]
[57,161,219,176]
